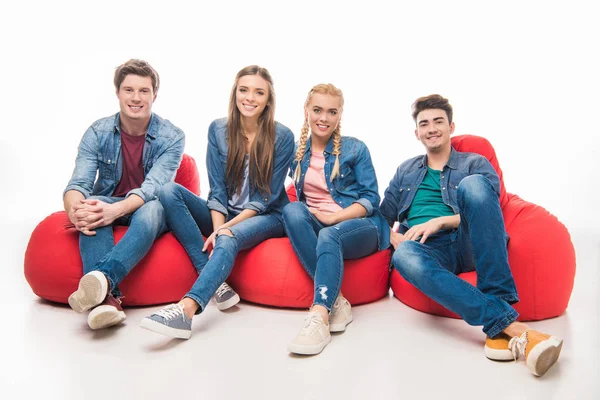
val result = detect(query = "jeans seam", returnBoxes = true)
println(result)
[230,214,283,246]
[409,242,514,331]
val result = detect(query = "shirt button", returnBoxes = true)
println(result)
[441,175,444,178]
[407,188,410,191]
[442,187,446,190]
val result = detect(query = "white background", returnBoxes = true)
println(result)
[1,2,599,398]
[1,0,598,237]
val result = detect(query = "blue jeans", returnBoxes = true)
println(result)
[159,182,286,313]
[79,197,167,297]
[392,175,519,338]
[282,202,379,310]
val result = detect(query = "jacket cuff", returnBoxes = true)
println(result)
[63,185,90,199]
[126,188,150,203]
[207,199,228,216]
[354,198,374,216]
[243,201,266,214]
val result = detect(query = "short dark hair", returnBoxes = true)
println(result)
[114,59,160,94]
[411,94,453,124]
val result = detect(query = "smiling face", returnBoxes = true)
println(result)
[235,74,270,122]
[306,92,342,147]
[414,108,455,154]
[116,74,155,124]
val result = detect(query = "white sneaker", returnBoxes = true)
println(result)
[68,271,108,313]
[288,312,331,355]
[329,295,353,332]
[87,294,126,330]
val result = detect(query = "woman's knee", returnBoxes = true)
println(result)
[158,181,181,206]
[282,202,310,225]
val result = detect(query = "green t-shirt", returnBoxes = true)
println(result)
[407,167,455,227]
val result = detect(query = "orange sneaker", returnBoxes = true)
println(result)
[509,329,563,377]
[485,333,514,361]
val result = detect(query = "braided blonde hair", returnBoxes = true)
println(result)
[294,83,344,182]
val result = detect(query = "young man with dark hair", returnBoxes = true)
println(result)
[64,59,185,330]
[380,94,562,377]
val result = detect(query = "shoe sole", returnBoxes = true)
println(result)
[288,335,332,355]
[88,306,126,330]
[484,345,514,361]
[68,271,108,313]
[330,314,353,333]
[140,318,191,340]
[216,293,240,311]
[527,336,563,377]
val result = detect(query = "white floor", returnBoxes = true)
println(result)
[3,219,599,400]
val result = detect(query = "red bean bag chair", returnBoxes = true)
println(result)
[390,135,576,321]
[24,154,201,306]
[228,185,392,308]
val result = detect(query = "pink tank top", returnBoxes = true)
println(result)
[303,152,342,214]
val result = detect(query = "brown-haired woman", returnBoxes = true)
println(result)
[141,66,294,340]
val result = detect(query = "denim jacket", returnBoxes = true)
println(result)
[206,117,294,216]
[64,113,185,203]
[290,135,390,250]
[380,147,500,233]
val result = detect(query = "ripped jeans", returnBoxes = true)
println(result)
[159,182,285,312]
[282,202,379,310]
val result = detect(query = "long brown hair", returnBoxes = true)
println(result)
[226,65,276,196]
[294,83,344,182]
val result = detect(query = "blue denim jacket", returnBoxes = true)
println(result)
[290,135,391,250]
[64,113,185,203]
[206,117,294,216]
[380,147,500,233]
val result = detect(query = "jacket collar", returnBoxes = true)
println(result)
[113,112,157,139]
[420,147,459,170]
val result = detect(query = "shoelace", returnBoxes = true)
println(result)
[216,283,233,297]
[154,304,184,320]
[299,313,322,336]
[508,332,529,360]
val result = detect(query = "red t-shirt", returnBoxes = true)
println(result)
[113,130,146,197]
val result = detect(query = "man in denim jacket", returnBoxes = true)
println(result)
[63,59,185,330]
[380,94,562,377]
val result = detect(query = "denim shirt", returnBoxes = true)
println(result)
[380,147,500,233]
[290,135,390,250]
[64,113,185,202]
[206,118,294,216]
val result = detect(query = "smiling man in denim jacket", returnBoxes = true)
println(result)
[380,94,562,377]
[63,59,184,330]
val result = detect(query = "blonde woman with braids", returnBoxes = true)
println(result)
[283,84,390,354]
[141,66,294,339]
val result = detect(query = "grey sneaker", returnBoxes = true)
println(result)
[87,294,126,330]
[329,295,353,332]
[214,282,240,311]
[68,271,108,313]
[140,303,192,339]
[288,312,331,355]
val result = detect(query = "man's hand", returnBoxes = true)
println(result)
[73,199,123,235]
[390,230,407,250]
[403,218,444,243]
[309,207,337,226]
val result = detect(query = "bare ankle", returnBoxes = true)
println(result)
[310,305,329,325]
[503,321,530,337]
[180,298,199,319]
